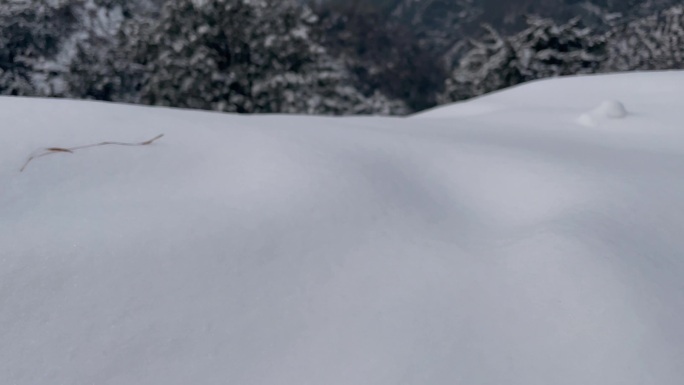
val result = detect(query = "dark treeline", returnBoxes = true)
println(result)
[0,0,682,115]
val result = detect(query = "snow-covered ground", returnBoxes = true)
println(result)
[1,71,684,385]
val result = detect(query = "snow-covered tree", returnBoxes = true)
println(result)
[513,17,606,79]
[63,0,152,102]
[602,5,684,71]
[440,17,605,103]
[314,3,444,113]
[246,1,396,114]
[138,0,402,115]
[439,25,520,103]
[0,0,154,100]
[0,0,81,96]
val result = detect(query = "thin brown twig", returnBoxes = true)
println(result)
[20,134,164,172]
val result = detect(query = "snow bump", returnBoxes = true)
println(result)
[577,99,629,126]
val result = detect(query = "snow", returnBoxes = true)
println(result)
[592,99,628,118]
[2,71,684,385]
[577,99,628,127]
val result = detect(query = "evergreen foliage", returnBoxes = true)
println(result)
[137,0,404,115]
[0,0,683,115]
[0,0,80,95]
[602,5,684,71]
[63,0,149,102]
[439,25,519,103]
[514,17,606,79]
[440,18,605,103]
[316,3,445,112]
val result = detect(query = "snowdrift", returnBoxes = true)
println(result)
[2,72,684,385]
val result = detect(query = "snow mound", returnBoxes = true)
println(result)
[593,99,628,118]
[2,71,684,385]
[577,99,628,127]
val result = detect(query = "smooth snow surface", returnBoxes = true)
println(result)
[2,72,684,385]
